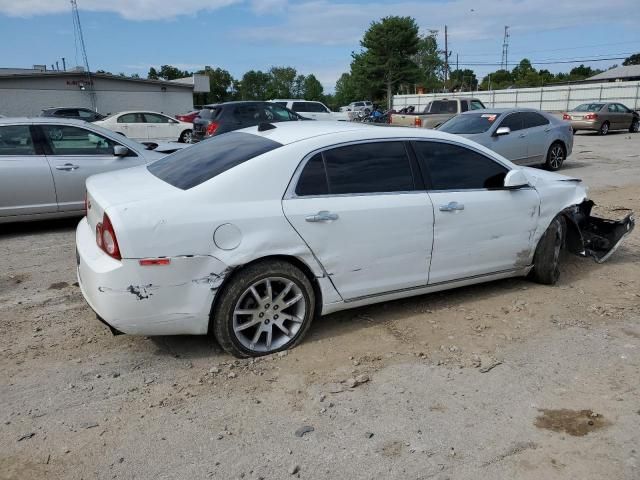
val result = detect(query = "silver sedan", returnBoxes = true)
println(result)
[438,108,573,170]
[0,118,185,223]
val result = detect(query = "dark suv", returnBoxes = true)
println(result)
[192,101,306,142]
[41,107,106,122]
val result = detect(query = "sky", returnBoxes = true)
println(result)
[0,0,638,92]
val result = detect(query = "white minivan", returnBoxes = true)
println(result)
[270,100,348,121]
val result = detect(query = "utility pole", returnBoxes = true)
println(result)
[71,0,97,111]
[501,26,510,70]
[444,25,449,87]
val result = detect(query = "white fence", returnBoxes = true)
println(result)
[393,81,640,113]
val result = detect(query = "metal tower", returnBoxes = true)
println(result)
[501,26,510,71]
[71,0,97,111]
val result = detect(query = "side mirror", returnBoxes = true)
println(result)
[503,169,529,189]
[495,126,511,136]
[113,145,129,157]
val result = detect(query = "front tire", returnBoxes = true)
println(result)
[599,121,609,135]
[545,142,566,171]
[212,260,315,358]
[630,118,639,133]
[179,129,193,143]
[529,216,566,285]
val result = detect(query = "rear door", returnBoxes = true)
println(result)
[283,141,434,300]
[490,112,528,164]
[0,124,58,217]
[116,113,146,140]
[413,140,540,283]
[615,103,633,129]
[40,124,145,212]
[521,112,552,164]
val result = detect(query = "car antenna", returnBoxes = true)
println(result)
[258,122,277,132]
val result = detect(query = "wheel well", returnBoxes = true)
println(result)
[560,212,584,255]
[207,255,324,334]
[550,139,566,153]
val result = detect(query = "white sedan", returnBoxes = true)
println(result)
[76,122,634,357]
[93,111,193,143]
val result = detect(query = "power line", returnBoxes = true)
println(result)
[455,56,627,67]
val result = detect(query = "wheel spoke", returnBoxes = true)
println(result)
[250,326,263,347]
[234,317,262,332]
[281,313,304,324]
[265,327,273,350]
[249,286,262,303]
[265,279,273,302]
[234,308,259,316]
[274,281,294,304]
[283,293,303,308]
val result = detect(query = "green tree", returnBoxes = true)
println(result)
[622,53,640,66]
[360,16,421,108]
[238,70,271,100]
[147,67,159,80]
[303,74,324,100]
[292,74,306,98]
[266,66,297,99]
[413,31,443,92]
[195,66,236,104]
[449,68,477,91]
[480,69,513,90]
[334,72,358,107]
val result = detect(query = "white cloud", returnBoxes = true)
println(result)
[0,0,241,21]
[250,0,287,14]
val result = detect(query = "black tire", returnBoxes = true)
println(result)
[529,216,566,285]
[179,129,193,143]
[545,142,566,171]
[630,118,639,133]
[598,121,609,136]
[212,260,315,358]
[572,128,577,135]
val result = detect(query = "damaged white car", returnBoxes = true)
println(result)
[76,122,634,357]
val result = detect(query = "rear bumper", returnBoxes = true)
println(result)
[76,217,229,335]
[570,120,600,130]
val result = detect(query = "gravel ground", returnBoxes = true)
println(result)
[1,131,639,480]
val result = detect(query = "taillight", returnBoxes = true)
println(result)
[206,121,219,136]
[562,113,571,120]
[414,117,422,127]
[584,113,598,120]
[95,213,121,260]
[389,115,392,124]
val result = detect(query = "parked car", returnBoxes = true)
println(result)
[191,101,305,142]
[175,110,200,123]
[390,97,486,128]
[270,100,349,121]
[76,122,633,357]
[438,108,573,170]
[0,117,184,223]
[93,111,193,143]
[563,102,639,135]
[41,107,106,122]
[339,101,373,113]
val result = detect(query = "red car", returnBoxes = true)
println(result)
[175,110,199,123]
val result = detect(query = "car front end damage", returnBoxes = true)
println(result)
[563,200,635,263]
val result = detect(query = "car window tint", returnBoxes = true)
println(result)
[264,104,296,121]
[522,112,549,128]
[460,102,468,112]
[0,125,36,156]
[438,113,502,134]
[58,109,78,117]
[470,100,485,110]
[295,153,328,196]
[323,142,415,195]
[291,102,306,112]
[306,102,326,113]
[118,113,139,123]
[233,105,261,123]
[499,113,524,132]
[144,113,171,123]
[148,132,283,190]
[616,104,629,113]
[414,141,507,190]
[41,125,116,156]
[607,104,617,112]
[78,110,95,119]
[430,101,457,114]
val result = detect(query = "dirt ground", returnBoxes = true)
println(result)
[1,131,639,480]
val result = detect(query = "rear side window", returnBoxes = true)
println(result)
[522,112,549,128]
[430,101,457,114]
[295,153,328,196]
[118,113,142,123]
[322,142,415,194]
[148,132,282,190]
[414,141,507,190]
[0,125,36,156]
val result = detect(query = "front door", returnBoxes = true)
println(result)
[412,140,540,284]
[0,124,58,217]
[40,124,145,212]
[283,141,434,300]
[489,112,529,164]
[143,113,177,141]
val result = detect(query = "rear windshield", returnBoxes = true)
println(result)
[148,132,282,190]
[573,103,604,112]
[197,107,221,120]
[438,112,503,134]
[429,101,458,114]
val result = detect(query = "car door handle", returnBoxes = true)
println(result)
[55,163,79,171]
[305,211,339,222]
[439,201,464,212]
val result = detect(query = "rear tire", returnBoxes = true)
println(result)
[545,142,565,171]
[630,118,639,133]
[212,260,315,358]
[179,129,193,143]
[529,216,566,285]
[598,121,609,135]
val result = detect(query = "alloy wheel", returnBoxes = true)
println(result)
[548,144,565,170]
[232,277,306,353]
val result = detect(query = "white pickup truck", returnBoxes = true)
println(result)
[271,100,349,121]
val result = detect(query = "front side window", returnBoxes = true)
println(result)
[41,125,117,156]
[615,104,630,113]
[144,113,171,123]
[322,142,415,195]
[264,104,297,121]
[306,102,327,113]
[414,141,507,190]
[470,100,485,110]
[0,125,36,156]
[148,132,282,190]
[499,113,525,132]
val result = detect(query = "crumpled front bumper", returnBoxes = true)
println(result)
[564,200,635,263]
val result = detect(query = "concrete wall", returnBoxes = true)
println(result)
[0,75,194,117]
[393,80,640,113]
